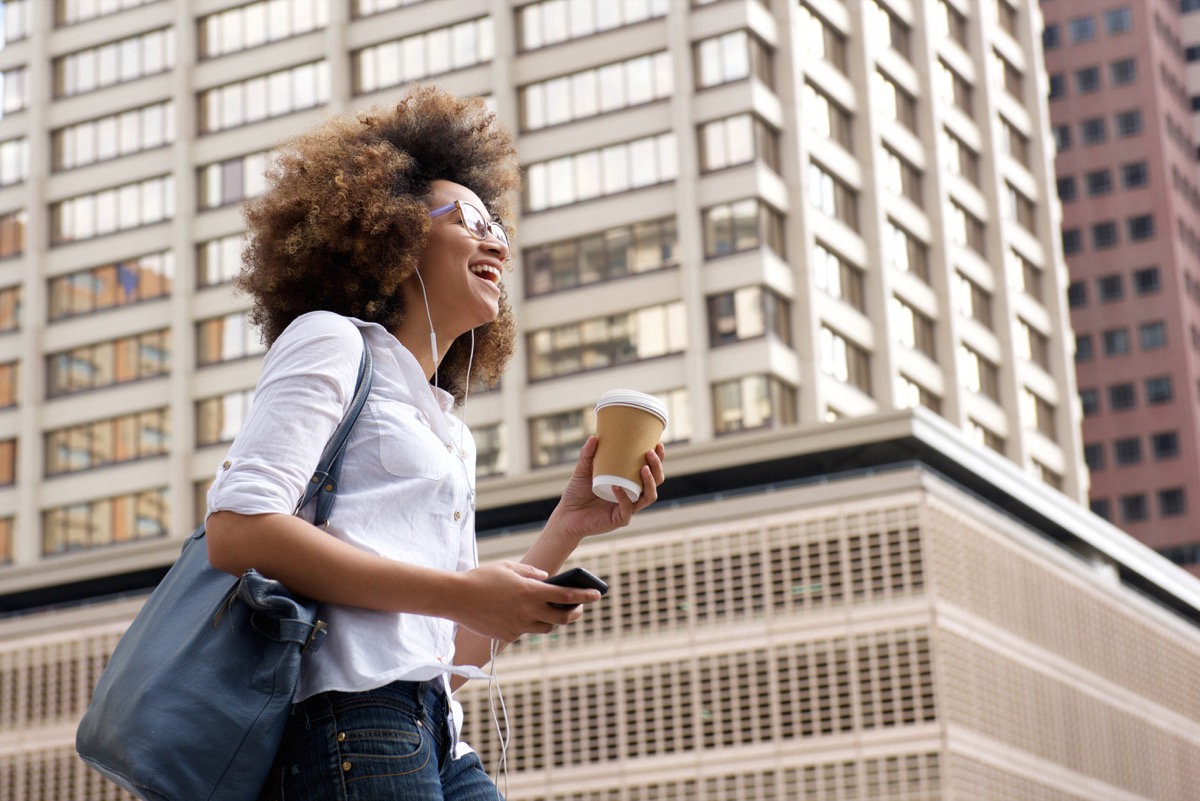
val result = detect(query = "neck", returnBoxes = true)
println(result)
[392,317,451,381]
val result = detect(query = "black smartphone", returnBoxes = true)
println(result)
[545,567,609,609]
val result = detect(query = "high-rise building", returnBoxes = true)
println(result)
[1042,0,1200,574]
[3,1,1198,799]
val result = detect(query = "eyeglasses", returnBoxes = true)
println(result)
[430,200,510,252]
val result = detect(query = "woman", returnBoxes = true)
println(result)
[205,85,666,799]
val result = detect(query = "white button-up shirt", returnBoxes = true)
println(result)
[206,311,490,707]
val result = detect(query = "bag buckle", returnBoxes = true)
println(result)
[304,620,328,654]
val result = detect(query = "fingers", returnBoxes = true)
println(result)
[507,561,549,581]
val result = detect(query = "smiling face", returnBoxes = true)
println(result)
[400,179,510,350]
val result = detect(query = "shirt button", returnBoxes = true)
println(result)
[446,443,453,453]
[453,510,461,521]
[222,460,231,470]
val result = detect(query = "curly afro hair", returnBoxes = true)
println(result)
[238,84,520,403]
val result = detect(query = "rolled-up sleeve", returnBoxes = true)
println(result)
[207,312,365,520]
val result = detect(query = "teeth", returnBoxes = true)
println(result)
[470,264,501,283]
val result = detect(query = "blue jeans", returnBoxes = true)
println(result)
[266,680,502,801]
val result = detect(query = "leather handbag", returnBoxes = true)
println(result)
[76,331,373,801]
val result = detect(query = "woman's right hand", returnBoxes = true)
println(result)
[448,561,601,643]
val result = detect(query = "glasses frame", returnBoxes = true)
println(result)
[429,200,510,258]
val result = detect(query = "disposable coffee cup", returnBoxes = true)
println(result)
[592,389,668,503]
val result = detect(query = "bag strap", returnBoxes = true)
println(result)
[294,330,373,527]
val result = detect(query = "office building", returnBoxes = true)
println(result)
[5,1,1196,799]
[1042,0,1200,573]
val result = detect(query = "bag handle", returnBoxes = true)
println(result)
[294,330,374,527]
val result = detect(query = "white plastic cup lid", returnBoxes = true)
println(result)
[594,389,669,426]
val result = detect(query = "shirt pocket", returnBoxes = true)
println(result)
[365,400,444,480]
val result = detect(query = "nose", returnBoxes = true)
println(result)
[484,230,510,263]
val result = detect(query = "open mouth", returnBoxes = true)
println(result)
[469,264,502,285]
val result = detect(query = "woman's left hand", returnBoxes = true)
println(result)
[547,436,666,541]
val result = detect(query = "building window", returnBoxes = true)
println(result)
[1103,329,1130,356]
[948,201,986,256]
[1090,499,1111,520]
[57,0,161,25]
[1128,214,1155,241]
[1097,274,1124,301]
[992,50,1023,98]
[1067,281,1087,307]
[708,287,791,347]
[354,18,494,95]
[712,375,797,434]
[197,311,265,366]
[43,487,170,555]
[883,148,923,205]
[471,423,505,478]
[520,51,672,132]
[968,418,1006,454]
[798,4,848,73]
[200,61,330,133]
[45,408,170,476]
[1085,169,1112,196]
[0,516,10,564]
[1004,184,1036,232]
[1054,124,1072,152]
[935,0,968,46]
[1104,7,1132,35]
[1075,66,1101,94]
[959,345,1000,401]
[0,66,29,118]
[1120,493,1147,522]
[0,0,29,42]
[198,152,269,210]
[1080,117,1106,145]
[808,162,859,230]
[54,28,176,99]
[0,361,16,408]
[896,374,941,414]
[700,114,780,173]
[0,138,27,187]
[1092,222,1118,249]
[1159,488,1187,517]
[885,220,929,282]
[197,233,246,288]
[1043,24,1060,50]
[695,30,773,90]
[1122,161,1149,188]
[1152,431,1180,460]
[812,242,865,312]
[820,327,871,394]
[47,329,170,398]
[936,60,973,116]
[51,176,175,244]
[528,389,688,467]
[0,285,20,334]
[1139,321,1167,350]
[524,216,678,297]
[1108,382,1136,409]
[1021,389,1056,438]
[1084,443,1104,471]
[1114,437,1141,466]
[517,0,668,51]
[1009,249,1043,301]
[875,70,918,132]
[52,101,175,171]
[527,301,687,380]
[943,128,981,185]
[1145,375,1173,404]
[1080,388,1099,416]
[1057,177,1076,203]
[1017,319,1050,369]
[199,0,329,59]
[1111,57,1137,84]
[1069,16,1095,43]
[998,118,1030,166]
[1116,109,1143,137]
[869,0,911,59]
[48,251,173,321]
[953,272,993,329]
[889,297,936,357]
[525,133,677,212]
[196,389,255,448]
[803,82,853,149]
[1075,334,1093,363]
[702,199,785,259]
[1048,73,1065,100]
[1065,226,1084,255]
